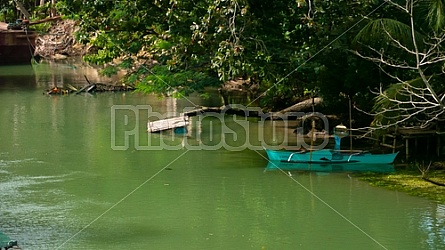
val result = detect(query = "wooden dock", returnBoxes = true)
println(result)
[147,115,189,133]
[146,105,267,133]
[380,126,440,160]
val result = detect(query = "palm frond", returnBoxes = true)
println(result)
[418,0,445,33]
[371,77,432,126]
[354,18,425,51]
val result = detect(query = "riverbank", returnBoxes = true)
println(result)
[35,19,86,59]
[356,164,445,204]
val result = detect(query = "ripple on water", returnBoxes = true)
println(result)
[0,159,80,249]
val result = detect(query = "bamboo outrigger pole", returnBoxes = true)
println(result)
[309,119,315,169]
[349,95,353,152]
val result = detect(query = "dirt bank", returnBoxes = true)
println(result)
[35,19,87,59]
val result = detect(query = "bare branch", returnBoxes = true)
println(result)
[380,20,421,56]
[384,0,409,13]
[353,50,417,70]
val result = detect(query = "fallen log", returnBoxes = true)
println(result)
[66,83,78,91]
[266,97,323,120]
[45,83,134,95]
[29,16,62,26]
[183,105,262,117]
[0,16,61,31]
[279,97,323,113]
[75,84,96,94]
[84,75,92,85]
[86,84,97,93]
[422,177,445,187]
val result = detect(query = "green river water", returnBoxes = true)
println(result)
[0,62,444,249]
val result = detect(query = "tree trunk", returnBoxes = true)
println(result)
[51,0,57,17]
[278,97,323,113]
[14,0,30,20]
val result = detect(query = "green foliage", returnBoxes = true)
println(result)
[100,65,119,77]
[130,65,220,97]
[417,0,445,33]
[354,18,422,50]
[33,2,52,20]
[0,1,18,22]
[32,22,52,33]
[52,0,381,109]
[0,0,397,113]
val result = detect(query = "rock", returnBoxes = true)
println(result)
[51,53,68,60]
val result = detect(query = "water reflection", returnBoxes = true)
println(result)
[0,65,36,89]
[265,160,395,173]
[33,59,123,88]
[418,204,445,248]
[0,58,124,91]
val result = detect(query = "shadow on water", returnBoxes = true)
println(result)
[0,58,123,92]
[0,64,36,90]
[265,160,395,173]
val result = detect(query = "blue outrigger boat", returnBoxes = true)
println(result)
[265,124,398,165]
[265,149,398,164]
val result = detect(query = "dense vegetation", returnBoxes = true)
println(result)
[3,1,445,128]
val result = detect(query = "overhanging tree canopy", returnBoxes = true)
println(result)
[56,0,379,110]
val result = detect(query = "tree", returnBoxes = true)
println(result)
[59,1,379,109]
[0,0,58,21]
[310,1,384,123]
[353,0,445,130]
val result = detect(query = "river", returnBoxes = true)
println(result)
[0,61,444,249]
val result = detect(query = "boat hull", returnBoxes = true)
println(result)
[265,149,398,164]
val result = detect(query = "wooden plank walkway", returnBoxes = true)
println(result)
[147,115,189,132]
[146,105,262,132]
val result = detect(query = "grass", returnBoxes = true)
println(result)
[356,163,445,204]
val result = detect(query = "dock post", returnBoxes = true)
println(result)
[405,137,409,160]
